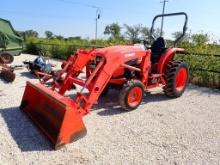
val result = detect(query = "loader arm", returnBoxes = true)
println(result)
[58,49,95,95]
[55,49,124,113]
[63,49,124,114]
[20,49,124,149]
[82,53,123,112]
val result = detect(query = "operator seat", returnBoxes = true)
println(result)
[151,37,166,63]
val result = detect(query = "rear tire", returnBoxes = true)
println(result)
[119,80,144,111]
[0,53,14,64]
[164,61,189,98]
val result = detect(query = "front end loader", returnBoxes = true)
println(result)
[20,12,189,149]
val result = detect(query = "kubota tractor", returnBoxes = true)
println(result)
[20,12,189,149]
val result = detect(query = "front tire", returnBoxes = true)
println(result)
[119,80,144,111]
[164,61,189,98]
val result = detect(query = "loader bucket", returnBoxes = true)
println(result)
[20,82,87,150]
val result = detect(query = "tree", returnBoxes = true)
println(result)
[172,31,190,42]
[16,31,25,38]
[24,30,39,38]
[68,36,81,40]
[55,35,64,40]
[45,31,53,39]
[140,27,161,43]
[104,23,121,39]
[191,33,209,45]
[124,24,142,43]
[16,30,38,39]
[140,27,151,40]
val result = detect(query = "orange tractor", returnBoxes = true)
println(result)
[20,12,189,149]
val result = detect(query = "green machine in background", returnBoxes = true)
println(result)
[0,18,23,63]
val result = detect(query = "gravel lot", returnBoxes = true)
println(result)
[0,54,220,165]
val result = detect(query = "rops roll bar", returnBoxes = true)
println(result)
[150,12,188,46]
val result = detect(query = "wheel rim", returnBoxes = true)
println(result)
[175,67,188,91]
[127,87,143,107]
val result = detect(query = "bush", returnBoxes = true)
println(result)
[24,36,220,89]
[24,37,131,58]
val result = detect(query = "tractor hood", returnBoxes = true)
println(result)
[94,45,147,63]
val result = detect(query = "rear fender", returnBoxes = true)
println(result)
[157,48,184,74]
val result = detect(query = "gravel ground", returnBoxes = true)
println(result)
[0,54,220,165]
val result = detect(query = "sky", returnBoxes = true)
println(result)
[1,0,220,40]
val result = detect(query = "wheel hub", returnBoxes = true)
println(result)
[127,87,143,107]
[175,68,188,91]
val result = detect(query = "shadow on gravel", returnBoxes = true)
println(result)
[20,71,37,80]
[0,79,8,84]
[92,89,170,116]
[0,77,13,84]
[91,90,125,116]
[142,92,170,103]
[96,106,126,116]
[0,107,52,152]
[0,89,177,153]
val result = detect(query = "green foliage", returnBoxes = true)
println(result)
[55,35,65,40]
[124,24,142,43]
[176,53,220,88]
[104,23,161,43]
[191,33,209,46]
[140,27,151,40]
[24,37,40,55]
[172,31,190,43]
[23,37,130,59]
[175,32,220,88]
[45,31,53,39]
[24,30,220,88]
[24,30,39,38]
[104,23,122,39]
[16,30,38,40]
[68,36,81,40]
